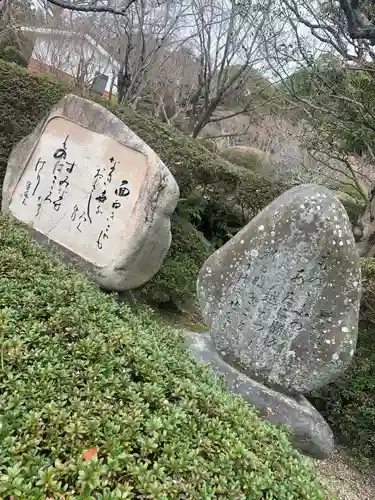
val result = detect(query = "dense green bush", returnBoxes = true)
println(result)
[332,191,366,225]
[359,258,375,325]
[0,215,324,498]
[0,45,28,67]
[0,60,285,305]
[139,215,213,304]
[0,63,70,195]
[220,145,270,172]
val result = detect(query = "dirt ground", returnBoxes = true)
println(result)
[306,447,375,500]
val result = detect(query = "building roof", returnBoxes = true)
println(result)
[20,26,120,70]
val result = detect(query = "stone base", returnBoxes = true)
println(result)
[183,330,335,459]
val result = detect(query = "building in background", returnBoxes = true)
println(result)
[21,26,118,98]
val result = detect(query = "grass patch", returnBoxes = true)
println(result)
[0,214,324,498]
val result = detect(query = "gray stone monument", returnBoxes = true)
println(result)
[185,184,361,458]
[2,94,179,291]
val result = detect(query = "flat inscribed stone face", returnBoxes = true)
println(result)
[10,117,148,268]
[3,94,179,290]
[197,184,361,394]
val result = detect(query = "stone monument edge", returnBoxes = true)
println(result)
[2,93,180,291]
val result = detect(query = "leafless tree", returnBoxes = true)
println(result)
[40,0,139,16]
[261,0,375,255]
[144,46,200,125]
[102,0,192,105]
[181,0,274,138]
[3,1,173,23]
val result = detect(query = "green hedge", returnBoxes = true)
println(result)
[0,215,324,498]
[0,61,285,305]
[139,215,214,304]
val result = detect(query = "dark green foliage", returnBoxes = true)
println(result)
[0,63,70,196]
[0,26,32,69]
[0,60,285,305]
[140,214,213,304]
[0,215,324,498]
[0,46,28,67]
[308,258,375,458]
[195,199,246,248]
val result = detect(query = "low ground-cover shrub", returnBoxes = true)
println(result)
[0,215,324,498]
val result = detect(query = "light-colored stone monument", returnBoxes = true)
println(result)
[2,94,179,290]
[185,184,361,458]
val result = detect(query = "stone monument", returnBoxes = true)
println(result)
[184,184,361,458]
[2,94,179,291]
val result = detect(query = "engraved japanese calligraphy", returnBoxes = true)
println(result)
[197,184,361,395]
[3,94,179,291]
[9,118,145,267]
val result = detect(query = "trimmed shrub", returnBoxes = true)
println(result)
[333,191,366,225]
[0,62,70,195]
[196,136,218,153]
[0,45,28,67]
[220,145,270,173]
[140,214,213,304]
[0,215,324,498]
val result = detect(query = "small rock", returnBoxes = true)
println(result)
[184,330,335,459]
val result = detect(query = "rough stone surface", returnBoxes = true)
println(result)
[197,184,361,394]
[184,330,335,459]
[2,94,179,291]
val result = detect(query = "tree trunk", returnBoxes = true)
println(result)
[353,192,375,256]
[0,0,8,20]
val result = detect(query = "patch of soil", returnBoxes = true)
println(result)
[306,447,375,500]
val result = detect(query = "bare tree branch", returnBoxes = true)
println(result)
[45,0,139,16]
[0,0,8,20]
[339,0,375,42]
